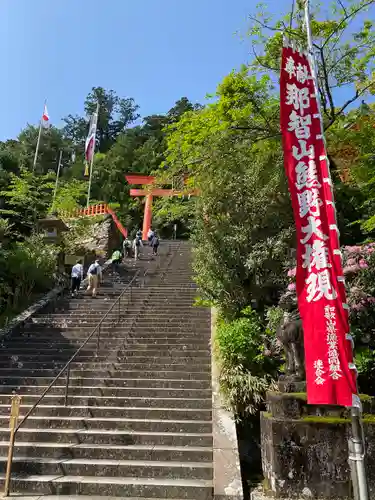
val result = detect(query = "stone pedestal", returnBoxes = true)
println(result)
[261,391,375,499]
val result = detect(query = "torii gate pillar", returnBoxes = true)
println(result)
[143,193,153,241]
[125,174,158,240]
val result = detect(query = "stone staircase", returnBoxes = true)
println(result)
[0,241,213,499]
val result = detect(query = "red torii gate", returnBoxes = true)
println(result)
[125,174,195,240]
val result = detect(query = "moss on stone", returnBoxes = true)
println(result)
[263,411,272,419]
[363,414,375,423]
[268,391,307,401]
[302,416,349,424]
[359,394,373,402]
[287,392,307,401]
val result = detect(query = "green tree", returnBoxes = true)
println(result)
[161,71,293,316]
[248,0,375,128]
[18,125,72,175]
[0,169,55,237]
[63,87,140,153]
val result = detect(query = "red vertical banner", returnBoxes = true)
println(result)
[280,39,358,406]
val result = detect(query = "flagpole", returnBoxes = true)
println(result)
[86,102,99,209]
[52,150,63,211]
[33,120,43,172]
[33,100,46,172]
[303,2,368,499]
[86,154,95,209]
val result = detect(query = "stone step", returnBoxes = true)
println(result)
[0,358,211,370]
[110,356,211,365]
[61,318,208,326]
[1,442,212,462]
[1,457,213,480]
[0,404,211,420]
[1,341,128,350]
[0,377,210,390]
[0,474,213,498]
[0,415,212,433]
[0,495,190,500]
[0,244,214,499]
[4,338,209,348]
[0,427,212,446]
[0,369,211,381]
[48,309,205,317]
[1,385,211,399]
[22,330,207,338]
[121,349,210,358]
[125,337,209,345]
[0,394,212,409]
[21,326,207,334]
[56,305,197,312]
[0,361,212,373]
[0,348,210,359]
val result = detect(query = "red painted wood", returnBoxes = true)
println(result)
[130,188,180,197]
[125,174,155,185]
[66,204,128,238]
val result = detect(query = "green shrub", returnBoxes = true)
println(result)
[216,307,262,370]
[219,365,272,418]
[215,307,278,418]
[0,233,59,323]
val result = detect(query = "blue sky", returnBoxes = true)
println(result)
[0,0,372,141]
[0,0,263,140]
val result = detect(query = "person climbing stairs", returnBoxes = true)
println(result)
[0,241,213,499]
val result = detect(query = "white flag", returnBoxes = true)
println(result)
[85,110,98,165]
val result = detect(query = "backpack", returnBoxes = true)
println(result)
[152,236,159,247]
[135,237,141,247]
[89,264,98,275]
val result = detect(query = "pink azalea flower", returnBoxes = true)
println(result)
[287,283,296,291]
[344,264,361,275]
[346,258,356,266]
[351,302,365,312]
[287,268,296,277]
[345,246,362,255]
[359,259,369,269]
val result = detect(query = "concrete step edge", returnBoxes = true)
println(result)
[0,473,213,488]
[2,457,213,469]
[0,427,212,437]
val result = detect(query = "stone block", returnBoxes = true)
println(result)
[261,392,375,499]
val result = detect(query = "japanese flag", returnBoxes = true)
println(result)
[42,104,49,122]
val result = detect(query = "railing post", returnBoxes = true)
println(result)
[4,394,21,497]
[118,293,121,323]
[64,365,71,407]
[96,323,101,355]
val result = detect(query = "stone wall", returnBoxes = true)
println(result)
[261,391,375,499]
[66,215,122,266]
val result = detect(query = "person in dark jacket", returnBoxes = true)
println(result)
[150,233,160,256]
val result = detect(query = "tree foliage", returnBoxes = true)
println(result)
[248,0,375,128]
[161,71,293,316]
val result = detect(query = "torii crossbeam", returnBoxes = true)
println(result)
[125,174,195,240]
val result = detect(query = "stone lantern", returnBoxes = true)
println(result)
[37,213,68,245]
[37,213,69,274]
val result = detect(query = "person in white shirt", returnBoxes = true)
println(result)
[86,259,102,297]
[132,236,143,260]
[147,228,154,245]
[71,260,84,298]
